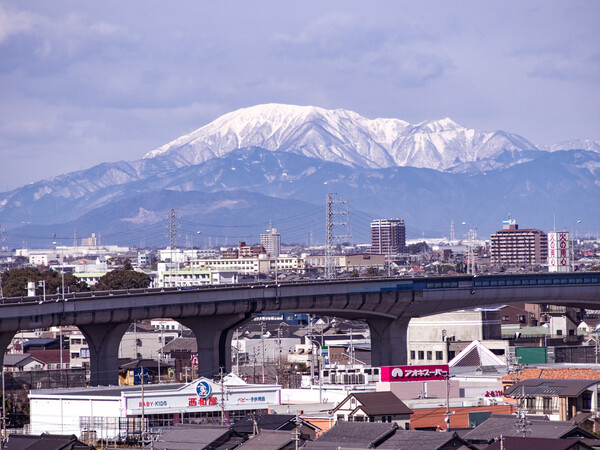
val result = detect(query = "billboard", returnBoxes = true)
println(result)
[548,231,570,272]
[380,364,449,382]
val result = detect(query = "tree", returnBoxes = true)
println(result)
[366,266,379,277]
[94,268,151,291]
[1,267,88,298]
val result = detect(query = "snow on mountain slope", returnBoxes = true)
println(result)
[143,104,539,171]
[539,139,600,153]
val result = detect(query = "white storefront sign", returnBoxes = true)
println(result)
[548,231,570,272]
[124,379,278,415]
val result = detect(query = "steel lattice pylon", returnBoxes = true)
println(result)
[325,193,351,279]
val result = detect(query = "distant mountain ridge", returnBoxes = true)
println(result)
[0,104,597,247]
[143,103,539,172]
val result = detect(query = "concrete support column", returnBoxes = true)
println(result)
[0,332,15,371]
[179,314,250,379]
[79,323,130,386]
[367,317,410,367]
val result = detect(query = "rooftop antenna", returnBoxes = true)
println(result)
[450,220,455,242]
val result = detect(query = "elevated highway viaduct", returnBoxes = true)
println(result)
[0,272,599,386]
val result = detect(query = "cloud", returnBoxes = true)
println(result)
[272,12,451,87]
[0,4,37,44]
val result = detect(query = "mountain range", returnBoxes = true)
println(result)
[0,104,598,248]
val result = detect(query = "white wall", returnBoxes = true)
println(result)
[29,396,122,439]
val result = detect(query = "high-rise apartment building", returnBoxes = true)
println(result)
[369,219,406,255]
[261,227,281,258]
[490,219,548,266]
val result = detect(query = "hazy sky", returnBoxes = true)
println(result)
[1,1,599,191]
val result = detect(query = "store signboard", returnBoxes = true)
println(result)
[125,379,278,414]
[548,232,569,272]
[380,364,449,382]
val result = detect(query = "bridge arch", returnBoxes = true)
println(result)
[0,273,597,386]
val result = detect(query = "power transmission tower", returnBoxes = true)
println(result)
[325,194,351,279]
[165,209,181,269]
[0,224,5,298]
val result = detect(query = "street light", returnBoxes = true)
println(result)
[571,220,582,271]
[461,222,477,275]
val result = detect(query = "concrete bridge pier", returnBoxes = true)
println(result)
[79,323,130,386]
[179,314,251,380]
[0,331,15,371]
[367,317,410,367]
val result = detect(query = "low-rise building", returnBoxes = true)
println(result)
[504,379,600,422]
[331,392,412,429]
[408,309,508,365]
[29,375,281,439]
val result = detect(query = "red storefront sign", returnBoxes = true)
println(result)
[380,364,449,382]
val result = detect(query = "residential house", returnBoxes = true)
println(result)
[3,354,44,372]
[331,392,412,429]
[503,379,600,422]
[462,414,598,445]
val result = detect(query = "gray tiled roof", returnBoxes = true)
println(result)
[376,430,474,449]
[308,422,398,447]
[237,430,295,449]
[151,424,230,449]
[504,379,600,398]
[482,436,595,450]
[463,415,597,442]
[352,392,413,416]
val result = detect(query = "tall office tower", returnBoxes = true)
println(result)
[490,219,548,266]
[261,227,281,258]
[370,219,406,255]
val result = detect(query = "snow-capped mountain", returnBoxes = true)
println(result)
[1,103,598,248]
[144,104,539,172]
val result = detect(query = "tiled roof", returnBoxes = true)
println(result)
[351,392,413,416]
[233,414,297,434]
[504,379,600,398]
[499,368,600,382]
[306,422,398,448]
[377,430,475,449]
[237,430,295,449]
[463,415,597,442]
[152,424,231,449]
[482,435,595,450]
[162,337,198,353]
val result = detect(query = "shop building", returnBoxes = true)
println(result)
[29,375,281,440]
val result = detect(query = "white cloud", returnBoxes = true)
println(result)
[0,4,37,44]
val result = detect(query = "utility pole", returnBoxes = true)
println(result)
[139,368,146,445]
[2,367,5,447]
[261,323,266,383]
[219,367,226,425]
[444,372,454,431]
[325,194,351,279]
[0,224,5,298]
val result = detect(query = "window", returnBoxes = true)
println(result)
[337,415,345,422]
[418,351,424,360]
[582,392,592,411]
[436,351,444,360]
[427,351,432,360]
[410,351,416,360]
[543,397,553,414]
[525,398,535,412]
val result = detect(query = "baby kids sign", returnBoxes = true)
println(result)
[380,365,449,382]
